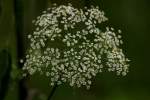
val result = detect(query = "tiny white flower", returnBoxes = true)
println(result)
[20,59,24,63]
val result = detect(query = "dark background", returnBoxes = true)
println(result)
[0,0,150,100]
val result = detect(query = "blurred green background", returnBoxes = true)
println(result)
[0,0,150,100]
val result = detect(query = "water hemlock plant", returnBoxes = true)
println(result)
[21,3,129,90]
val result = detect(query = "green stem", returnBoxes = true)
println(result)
[47,84,58,100]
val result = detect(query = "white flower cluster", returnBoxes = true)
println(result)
[21,4,129,89]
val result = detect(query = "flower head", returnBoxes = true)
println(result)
[22,4,129,89]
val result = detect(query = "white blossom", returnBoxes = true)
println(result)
[22,4,129,89]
